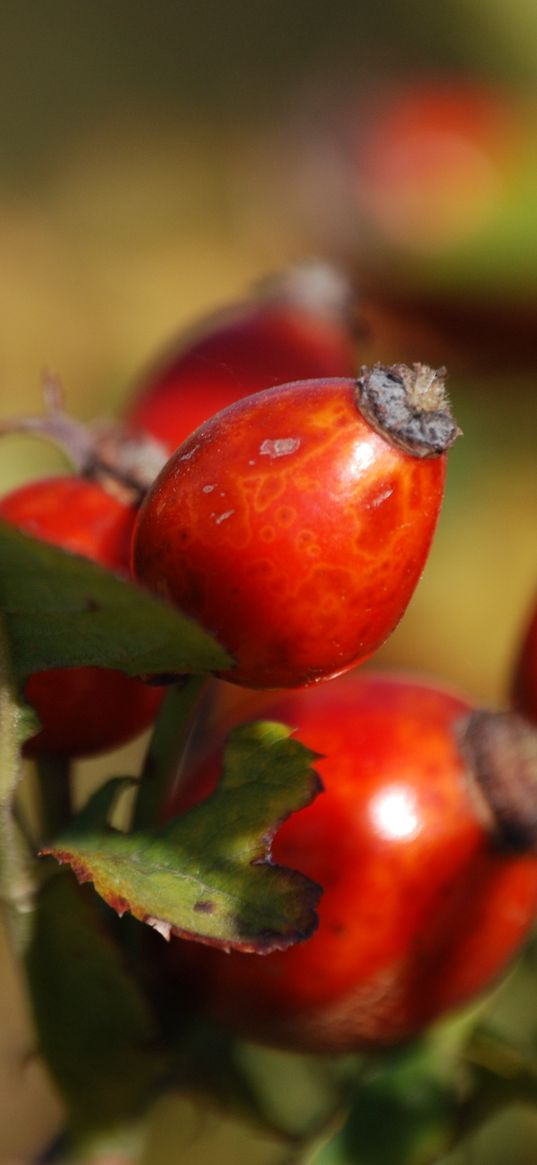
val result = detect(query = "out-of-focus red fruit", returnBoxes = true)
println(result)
[132,364,459,689]
[357,81,521,251]
[124,263,359,452]
[0,476,163,757]
[165,672,537,1053]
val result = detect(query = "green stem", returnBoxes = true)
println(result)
[464,1027,537,1102]
[132,675,208,830]
[0,787,36,953]
[35,755,73,841]
[444,1027,537,1150]
[0,626,39,954]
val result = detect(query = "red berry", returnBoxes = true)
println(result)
[125,264,358,452]
[166,672,537,1053]
[0,476,163,757]
[132,364,459,689]
[357,81,520,251]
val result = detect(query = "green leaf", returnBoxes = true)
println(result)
[25,868,164,1133]
[0,519,231,685]
[43,721,323,953]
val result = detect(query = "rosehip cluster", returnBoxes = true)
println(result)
[164,673,537,1052]
[3,259,537,1064]
[126,266,537,1052]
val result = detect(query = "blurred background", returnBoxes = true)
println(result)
[1,0,537,1160]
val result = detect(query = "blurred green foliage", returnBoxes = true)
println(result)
[1,0,537,190]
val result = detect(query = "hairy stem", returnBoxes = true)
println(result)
[0,621,39,953]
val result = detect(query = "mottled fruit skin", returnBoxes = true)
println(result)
[132,377,447,689]
[167,673,537,1053]
[125,294,357,452]
[0,477,162,757]
[511,599,537,724]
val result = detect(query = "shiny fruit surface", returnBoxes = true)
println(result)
[167,672,537,1053]
[132,367,457,689]
[0,476,162,757]
[125,268,358,452]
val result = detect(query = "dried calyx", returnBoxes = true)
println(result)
[255,259,356,321]
[356,362,461,457]
[458,710,537,853]
[0,374,168,504]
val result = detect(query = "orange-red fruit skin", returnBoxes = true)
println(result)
[132,378,447,689]
[167,673,537,1053]
[0,476,162,757]
[126,302,357,452]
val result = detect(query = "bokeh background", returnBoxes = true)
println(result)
[1,1,537,1160]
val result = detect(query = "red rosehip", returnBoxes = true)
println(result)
[124,264,358,452]
[132,364,460,689]
[510,598,537,724]
[166,672,537,1053]
[0,476,163,757]
[357,81,520,251]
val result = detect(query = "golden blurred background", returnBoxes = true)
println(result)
[1,0,537,1160]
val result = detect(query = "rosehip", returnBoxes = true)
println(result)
[132,364,460,689]
[124,263,358,452]
[167,672,537,1053]
[357,80,520,251]
[0,476,163,757]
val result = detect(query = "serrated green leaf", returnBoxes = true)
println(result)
[43,721,323,953]
[0,519,231,685]
[25,869,164,1133]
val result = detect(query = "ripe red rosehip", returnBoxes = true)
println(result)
[356,80,520,251]
[0,476,163,757]
[510,598,537,724]
[166,672,537,1053]
[124,264,358,452]
[132,364,460,689]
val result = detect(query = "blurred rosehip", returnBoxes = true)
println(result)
[0,476,163,757]
[124,261,359,452]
